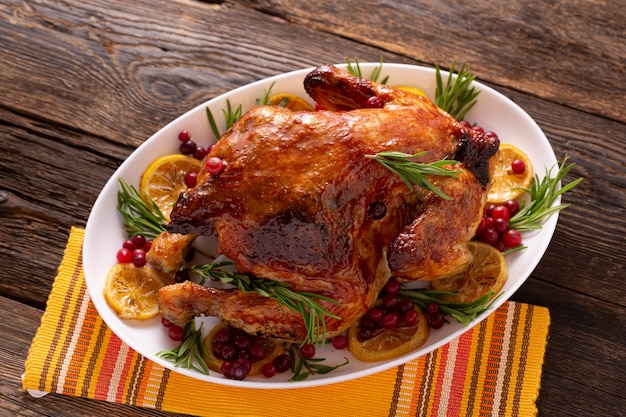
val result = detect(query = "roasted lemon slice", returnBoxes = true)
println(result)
[347,304,429,362]
[104,263,170,320]
[267,93,314,111]
[140,154,202,221]
[396,85,428,98]
[487,143,533,204]
[431,242,508,303]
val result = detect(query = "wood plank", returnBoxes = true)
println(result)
[234,0,626,123]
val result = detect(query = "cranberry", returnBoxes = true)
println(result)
[179,140,197,155]
[382,294,399,311]
[249,344,267,361]
[358,327,373,341]
[132,249,146,267]
[493,217,509,234]
[479,228,499,246]
[193,146,207,161]
[131,235,146,249]
[381,312,400,329]
[368,307,384,322]
[503,229,523,248]
[143,240,152,252]
[116,248,132,263]
[122,239,135,251]
[384,279,401,296]
[220,361,234,379]
[168,325,185,341]
[332,335,348,350]
[234,334,250,350]
[428,313,445,329]
[476,217,488,235]
[220,343,238,360]
[205,157,224,175]
[174,270,189,283]
[273,354,291,373]
[484,203,497,217]
[511,159,526,175]
[178,130,191,142]
[262,362,277,378]
[404,309,419,326]
[472,125,485,134]
[485,130,499,139]
[300,343,316,358]
[494,240,508,252]
[491,205,510,221]
[459,120,472,129]
[369,201,387,219]
[213,328,231,344]
[365,96,384,108]
[504,200,520,217]
[426,303,440,315]
[161,317,173,327]
[184,171,198,188]
[235,358,251,374]
[398,297,414,314]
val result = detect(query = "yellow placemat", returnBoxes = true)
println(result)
[23,227,550,416]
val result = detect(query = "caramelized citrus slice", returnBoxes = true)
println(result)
[395,85,428,98]
[431,242,508,303]
[103,263,170,320]
[487,143,533,204]
[347,304,429,362]
[267,93,314,111]
[139,154,202,221]
[203,321,287,376]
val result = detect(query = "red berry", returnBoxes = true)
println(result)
[122,239,135,251]
[503,229,523,248]
[425,302,440,315]
[491,205,510,221]
[161,317,173,327]
[205,157,224,175]
[132,249,146,267]
[382,294,399,311]
[332,335,348,350]
[493,217,509,234]
[511,159,526,175]
[184,171,198,188]
[472,125,485,134]
[479,228,499,246]
[179,140,197,155]
[168,325,185,341]
[143,240,152,252]
[300,343,316,358]
[193,146,207,160]
[368,307,384,322]
[428,313,445,329]
[116,248,132,263]
[398,297,414,313]
[459,120,472,128]
[262,362,277,378]
[476,217,488,235]
[384,279,401,296]
[381,312,400,329]
[178,130,191,142]
[365,96,384,108]
[404,309,419,326]
[485,130,499,139]
[485,204,497,217]
[273,354,291,373]
[249,344,267,361]
[131,235,146,249]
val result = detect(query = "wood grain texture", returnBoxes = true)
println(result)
[235,0,626,123]
[0,0,624,416]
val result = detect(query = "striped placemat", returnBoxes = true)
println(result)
[23,227,550,416]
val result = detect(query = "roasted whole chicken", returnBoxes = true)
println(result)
[158,65,499,342]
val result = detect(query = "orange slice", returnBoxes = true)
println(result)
[140,154,202,221]
[395,85,428,98]
[103,263,170,320]
[487,143,533,204]
[431,242,508,303]
[267,93,314,111]
[347,304,429,362]
[202,321,288,376]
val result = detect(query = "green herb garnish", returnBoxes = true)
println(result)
[399,288,502,326]
[116,178,167,238]
[288,344,349,381]
[509,154,583,231]
[346,56,389,84]
[206,99,243,139]
[435,61,481,120]
[156,321,211,374]
[189,262,342,345]
[367,151,462,200]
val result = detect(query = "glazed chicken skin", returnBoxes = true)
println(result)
[159,65,498,342]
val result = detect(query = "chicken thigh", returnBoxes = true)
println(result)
[159,65,498,342]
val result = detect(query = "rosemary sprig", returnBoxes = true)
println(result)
[156,321,211,374]
[189,263,343,345]
[255,81,277,106]
[435,61,481,120]
[288,344,349,381]
[367,151,462,200]
[346,56,389,84]
[509,155,583,232]
[116,178,167,238]
[206,99,243,139]
[399,288,502,326]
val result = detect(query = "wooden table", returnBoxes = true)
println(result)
[1,0,624,415]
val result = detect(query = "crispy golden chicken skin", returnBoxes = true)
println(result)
[159,65,498,341]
